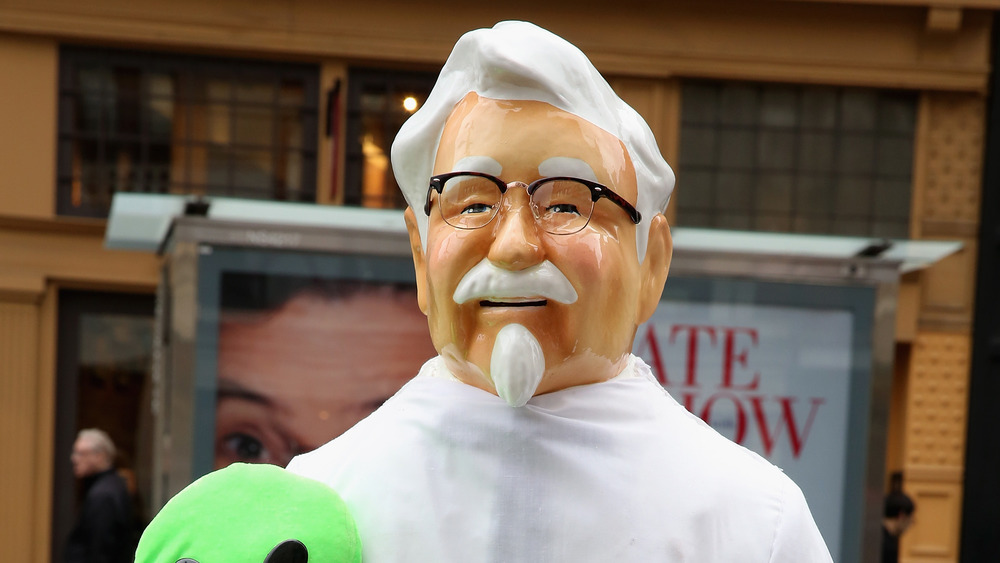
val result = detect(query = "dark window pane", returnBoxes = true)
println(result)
[234,106,273,147]
[77,67,109,93]
[203,78,232,102]
[755,213,791,232]
[878,94,917,134]
[678,170,715,211]
[279,81,305,106]
[201,145,231,190]
[719,84,758,126]
[170,143,189,190]
[796,174,835,216]
[717,212,753,230]
[105,142,142,193]
[72,138,105,207]
[682,211,714,228]
[278,108,304,151]
[840,90,877,131]
[838,134,876,175]
[755,173,793,213]
[801,88,837,130]
[679,125,717,168]
[793,215,832,234]
[757,130,796,170]
[280,151,304,194]
[111,68,142,137]
[148,72,174,99]
[360,91,386,113]
[760,87,797,128]
[873,180,912,220]
[871,220,908,239]
[718,129,755,169]
[682,84,719,125]
[833,219,869,236]
[799,133,835,173]
[877,137,914,177]
[833,176,872,217]
[146,96,175,140]
[75,70,109,133]
[236,81,273,104]
[715,171,753,212]
[185,103,231,143]
[233,149,274,192]
[147,143,172,192]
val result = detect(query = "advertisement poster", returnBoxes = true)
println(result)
[212,272,436,469]
[635,300,854,561]
[186,244,437,475]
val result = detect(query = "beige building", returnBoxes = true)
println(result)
[1,1,995,561]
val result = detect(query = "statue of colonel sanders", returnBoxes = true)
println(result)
[289,20,833,562]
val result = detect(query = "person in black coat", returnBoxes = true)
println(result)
[881,472,916,563]
[65,429,136,563]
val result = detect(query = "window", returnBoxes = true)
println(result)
[57,46,319,217]
[344,68,437,209]
[678,81,916,238]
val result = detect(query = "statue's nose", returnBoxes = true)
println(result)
[486,185,544,271]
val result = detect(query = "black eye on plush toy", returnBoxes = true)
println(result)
[175,538,308,563]
[263,540,309,563]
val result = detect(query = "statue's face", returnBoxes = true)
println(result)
[411,92,651,397]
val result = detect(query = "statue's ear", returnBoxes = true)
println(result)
[637,213,672,325]
[263,539,308,563]
[404,207,429,314]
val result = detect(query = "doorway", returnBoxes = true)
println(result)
[51,290,154,562]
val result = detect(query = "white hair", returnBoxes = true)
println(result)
[78,428,116,466]
[390,21,674,261]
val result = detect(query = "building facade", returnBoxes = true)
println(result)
[0,1,995,561]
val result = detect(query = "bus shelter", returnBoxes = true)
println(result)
[107,193,960,563]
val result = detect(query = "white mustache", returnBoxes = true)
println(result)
[453,259,578,305]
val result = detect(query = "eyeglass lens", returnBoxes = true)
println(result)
[437,174,596,234]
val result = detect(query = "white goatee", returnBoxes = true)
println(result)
[490,324,545,407]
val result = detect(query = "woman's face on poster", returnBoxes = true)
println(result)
[214,286,435,468]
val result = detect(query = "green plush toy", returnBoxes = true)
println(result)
[135,463,361,563]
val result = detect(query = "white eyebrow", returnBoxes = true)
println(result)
[538,157,599,183]
[452,156,502,176]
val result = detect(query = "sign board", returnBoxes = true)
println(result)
[636,276,877,563]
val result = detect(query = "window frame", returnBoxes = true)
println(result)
[56,45,320,217]
[677,80,917,238]
[343,67,438,209]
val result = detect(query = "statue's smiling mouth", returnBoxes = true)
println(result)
[480,299,548,307]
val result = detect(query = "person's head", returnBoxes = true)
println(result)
[393,21,673,259]
[392,21,674,405]
[214,276,436,469]
[71,428,115,478]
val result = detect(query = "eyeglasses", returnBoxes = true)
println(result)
[424,171,641,235]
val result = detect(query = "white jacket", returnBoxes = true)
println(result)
[288,355,833,562]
